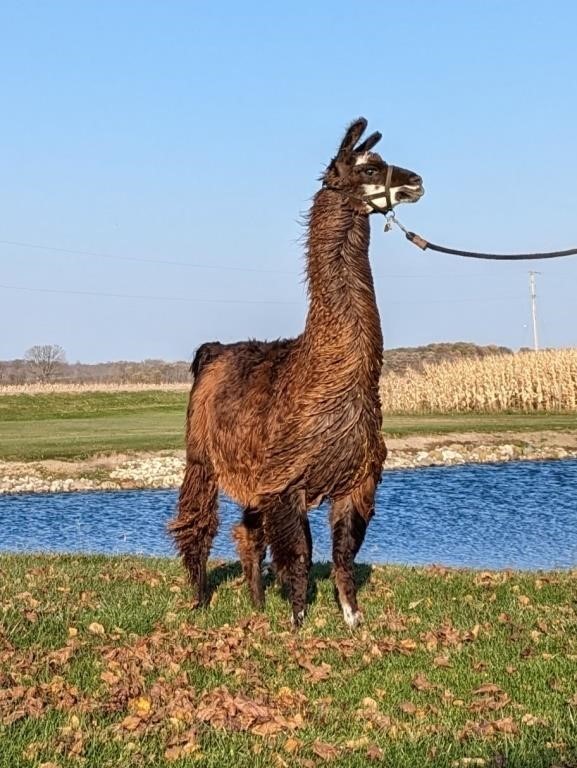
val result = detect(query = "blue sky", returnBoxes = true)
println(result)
[1,0,576,363]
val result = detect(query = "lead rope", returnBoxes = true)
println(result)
[384,213,577,261]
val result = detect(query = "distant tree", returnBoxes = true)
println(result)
[24,344,67,381]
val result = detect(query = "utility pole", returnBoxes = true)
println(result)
[529,271,540,351]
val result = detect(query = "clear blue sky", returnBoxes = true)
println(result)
[1,0,576,363]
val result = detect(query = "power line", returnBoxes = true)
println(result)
[0,238,296,275]
[0,281,525,306]
[0,237,480,279]
[0,283,302,305]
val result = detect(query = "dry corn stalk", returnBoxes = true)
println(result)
[379,349,577,413]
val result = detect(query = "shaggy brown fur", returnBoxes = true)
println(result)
[169,118,424,627]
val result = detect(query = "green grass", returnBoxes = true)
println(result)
[0,555,576,767]
[383,413,577,437]
[0,391,576,461]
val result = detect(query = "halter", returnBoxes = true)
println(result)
[361,163,394,213]
[323,163,395,214]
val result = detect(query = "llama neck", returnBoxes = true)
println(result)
[302,189,383,377]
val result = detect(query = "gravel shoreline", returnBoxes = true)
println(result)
[2,432,576,494]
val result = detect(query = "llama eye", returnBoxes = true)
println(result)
[363,167,376,177]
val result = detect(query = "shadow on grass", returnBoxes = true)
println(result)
[266,560,373,608]
[205,559,373,609]
[206,560,242,598]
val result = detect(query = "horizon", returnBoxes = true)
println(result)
[1,1,576,363]
[0,339,563,367]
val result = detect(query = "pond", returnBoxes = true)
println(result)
[1,459,576,570]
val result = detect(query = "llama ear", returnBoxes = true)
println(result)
[354,131,382,154]
[336,118,368,157]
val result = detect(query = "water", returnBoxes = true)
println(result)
[1,460,576,570]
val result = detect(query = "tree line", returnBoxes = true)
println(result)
[0,342,514,385]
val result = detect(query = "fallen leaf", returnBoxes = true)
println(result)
[521,713,546,726]
[397,638,417,653]
[434,655,452,668]
[164,746,183,762]
[312,741,340,761]
[345,736,369,750]
[129,696,152,716]
[399,701,417,715]
[473,684,503,696]
[411,673,433,692]
[283,737,301,754]
[88,622,105,636]
[366,745,384,760]
[297,659,332,683]
[493,717,518,734]
[119,715,142,731]
[100,671,119,685]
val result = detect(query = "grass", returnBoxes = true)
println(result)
[1,391,576,461]
[0,554,576,767]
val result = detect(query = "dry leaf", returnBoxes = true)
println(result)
[521,713,545,726]
[345,736,369,750]
[434,655,452,668]
[100,671,119,685]
[120,715,142,731]
[283,737,301,754]
[399,701,417,715]
[397,638,417,653]
[312,741,340,761]
[411,673,433,691]
[129,696,152,716]
[493,717,518,734]
[366,745,384,760]
[87,622,105,636]
[473,684,503,696]
[298,659,332,683]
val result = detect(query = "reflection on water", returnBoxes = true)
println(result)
[1,460,576,570]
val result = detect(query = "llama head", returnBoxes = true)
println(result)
[323,118,424,214]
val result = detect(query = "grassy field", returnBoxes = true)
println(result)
[1,391,577,461]
[0,554,576,767]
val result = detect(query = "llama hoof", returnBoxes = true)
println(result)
[291,609,306,630]
[342,604,363,629]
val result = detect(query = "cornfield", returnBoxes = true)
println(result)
[380,349,577,413]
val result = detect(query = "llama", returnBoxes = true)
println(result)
[169,119,424,627]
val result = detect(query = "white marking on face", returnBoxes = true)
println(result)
[342,603,363,629]
[362,183,422,212]
[355,153,371,165]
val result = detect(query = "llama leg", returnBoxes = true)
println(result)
[233,508,266,608]
[167,459,218,608]
[331,475,377,628]
[264,490,311,628]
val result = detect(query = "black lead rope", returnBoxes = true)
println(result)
[387,215,577,261]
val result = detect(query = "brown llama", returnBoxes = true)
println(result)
[169,118,424,627]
